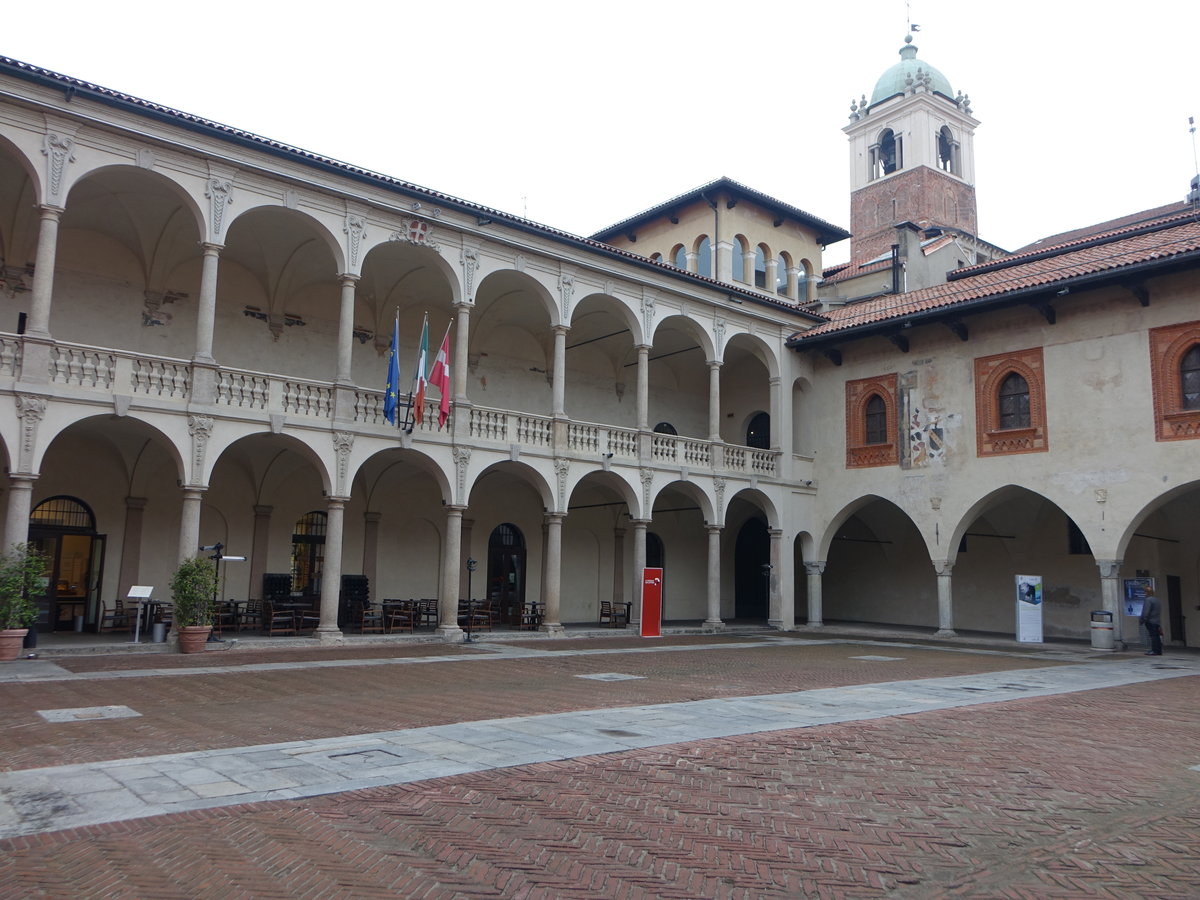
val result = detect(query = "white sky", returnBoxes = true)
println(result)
[5,1,1196,264]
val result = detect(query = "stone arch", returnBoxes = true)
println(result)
[31,412,185,485]
[63,163,207,247]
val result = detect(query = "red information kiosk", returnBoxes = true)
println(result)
[641,567,663,638]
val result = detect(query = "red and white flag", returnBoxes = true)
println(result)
[429,324,452,428]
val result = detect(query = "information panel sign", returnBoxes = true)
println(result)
[641,567,663,638]
[1015,574,1043,643]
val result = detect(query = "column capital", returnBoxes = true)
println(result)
[325,495,351,507]
[337,272,360,285]
[7,473,38,487]
[544,511,565,525]
[199,241,224,255]
[804,561,826,576]
[705,523,722,535]
[932,559,954,576]
[630,517,651,527]
[552,323,570,335]
[707,359,722,370]
[1095,559,1123,579]
[253,504,273,516]
[363,510,382,524]
[124,496,148,510]
[37,204,65,219]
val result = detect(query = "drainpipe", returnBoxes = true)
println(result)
[890,243,901,294]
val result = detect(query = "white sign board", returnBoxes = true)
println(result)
[1015,575,1043,643]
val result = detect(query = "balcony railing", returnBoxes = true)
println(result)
[33,338,780,477]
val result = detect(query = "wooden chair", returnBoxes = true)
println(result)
[239,600,263,632]
[356,600,385,634]
[296,603,320,634]
[263,601,296,637]
[418,598,439,628]
[385,600,415,634]
[520,602,543,630]
[212,600,238,636]
[100,599,132,633]
[599,600,628,628]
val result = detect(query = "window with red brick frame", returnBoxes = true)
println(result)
[1149,321,1200,441]
[846,374,898,467]
[974,347,1048,456]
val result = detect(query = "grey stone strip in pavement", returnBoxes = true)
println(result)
[1,656,1196,839]
[0,635,1099,684]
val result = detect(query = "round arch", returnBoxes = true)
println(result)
[63,163,207,245]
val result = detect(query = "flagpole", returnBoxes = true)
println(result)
[392,310,401,431]
[401,311,428,435]
[434,320,453,430]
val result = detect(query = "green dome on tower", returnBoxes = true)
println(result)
[870,35,953,106]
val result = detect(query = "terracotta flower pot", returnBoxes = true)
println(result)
[0,628,29,661]
[177,625,212,654]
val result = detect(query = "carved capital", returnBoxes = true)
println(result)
[205,177,234,238]
[461,247,480,301]
[42,132,75,204]
[713,317,726,352]
[452,445,472,502]
[187,415,214,482]
[344,214,367,267]
[559,273,575,321]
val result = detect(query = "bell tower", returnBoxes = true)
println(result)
[844,35,980,267]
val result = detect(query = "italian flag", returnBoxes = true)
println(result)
[429,323,452,428]
[412,315,428,425]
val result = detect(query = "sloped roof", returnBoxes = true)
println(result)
[590,176,851,247]
[789,203,1200,346]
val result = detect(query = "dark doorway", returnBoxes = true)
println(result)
[1167,575,1185,646]
[28,496,104,633]
[746,412,770,449]
[488,523,526,625]
[734,518,769,619]
[290,512,326,597]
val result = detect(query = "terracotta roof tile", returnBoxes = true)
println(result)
[792,211,1200,342]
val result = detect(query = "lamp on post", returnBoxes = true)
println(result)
[464,557,477,643]
[761,562,773,614]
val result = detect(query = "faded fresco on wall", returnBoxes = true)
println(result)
[899,374,954,469]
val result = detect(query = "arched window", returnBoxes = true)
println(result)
[696,236,712,277]
[653,422,678,435]
[864,394,887,444]
[998,371,1031,429]
[776,253,791,296]
[754,246,767,288]
[650,252,663,264]
[291,511,327,595]
[730,237,746,283]
[746,412,770,449]
[938,125,958,174]
[797,259,813,302]
[671,245,687,269]
[874,128,901,178]
[1182,343,1200,409]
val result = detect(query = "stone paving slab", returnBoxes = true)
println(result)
[1,656,1195,840]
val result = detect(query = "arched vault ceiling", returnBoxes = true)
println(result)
[223,208,338,294]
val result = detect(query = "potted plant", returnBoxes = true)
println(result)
[170,555,219,653]
[0,543,48,661]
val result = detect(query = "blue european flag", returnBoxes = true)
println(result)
[383,315,400,425]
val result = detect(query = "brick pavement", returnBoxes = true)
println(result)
[0,637,1197,898]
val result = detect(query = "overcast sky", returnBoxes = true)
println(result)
[5,1,1196,264]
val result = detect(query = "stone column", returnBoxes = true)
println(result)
[765,257,780,295]
[636,345,650,430]
[453,302,471,403]
[437,505,465,640]
[177,487,205,565]
[630,518,648,626]
[804,562,826,626]
[769,377,782,451]
[768,528,784,628]
[335,274,359,384]
[316,497,346,641]
[362,511,381,596]
[193,243,222,363]
[3,474,36,551]
[704,524,723,629]
[1097,559,1125,649]
[249,505,272,600]
[933,560,956,636]
[117,497,148,599]
[611,526,626,616]
[551,325,568,418]
[541,513,564,633]
[714,240,733,282]
[707,361,722,442]
[27,206,62,339]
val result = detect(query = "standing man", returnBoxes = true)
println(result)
[1140,588,1163,656]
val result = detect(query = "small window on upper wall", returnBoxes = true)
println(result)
[653,422,678,435]
[1149,323,1200,440]
[650,252,663,264]
[997,372,1031,430]
[864,395,887,444]
[754,246,767,288]
[696,237,712,277]
[1182,344,1200,409]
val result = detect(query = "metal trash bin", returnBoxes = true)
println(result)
[151,622,167,643]
[1090,610,1114,650]
[73,615,84,633]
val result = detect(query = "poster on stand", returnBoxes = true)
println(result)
[1015,574,1043,642]
[641,567,663,638]
[1122,577,1155,618]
